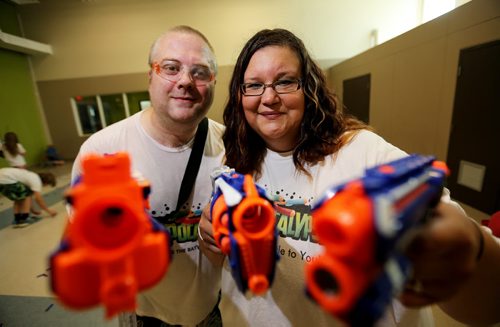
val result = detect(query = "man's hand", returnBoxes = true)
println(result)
[198,204,224,266]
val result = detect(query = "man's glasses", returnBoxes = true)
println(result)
[152,60,215,86]
[240,79,301,96]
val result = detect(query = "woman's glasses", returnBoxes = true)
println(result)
[240,79,301,96]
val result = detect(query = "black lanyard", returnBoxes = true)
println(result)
[175,117,208,212]
[154,117,209,225]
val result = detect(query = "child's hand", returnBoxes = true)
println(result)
[47,208,58,217]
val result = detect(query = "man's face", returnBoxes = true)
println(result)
[148,31,215,125]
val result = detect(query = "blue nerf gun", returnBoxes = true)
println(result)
[50,152,171,318]
[305,154,449,326]
[210,167,278,295]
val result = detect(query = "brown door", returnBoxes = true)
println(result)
[343,74,370,124]
[446,40,500,215]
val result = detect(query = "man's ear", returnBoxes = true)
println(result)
[148,70,152,82]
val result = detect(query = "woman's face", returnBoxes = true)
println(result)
[241,46,305,152]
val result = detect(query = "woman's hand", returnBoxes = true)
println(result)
[198,204,225,266]
[400,201,480,307]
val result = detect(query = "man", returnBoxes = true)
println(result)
[0,167,57,227]
[71,26,224,326]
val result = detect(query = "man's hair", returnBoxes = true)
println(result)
[223,28,368,178]
[39,172,56,187]
[148,25,217,75]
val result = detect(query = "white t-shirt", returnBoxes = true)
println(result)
[219,130,435,327]
[0,167,42,192]
[72,110,225,325]
[0,143,26,167]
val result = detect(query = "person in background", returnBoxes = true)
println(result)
[1,132,27,168]
[45,145,65,166]
[71,25,224,326]
[0,167,57,227]
[198,28,500,326]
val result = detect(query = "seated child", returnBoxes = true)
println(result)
[46,145,65,166]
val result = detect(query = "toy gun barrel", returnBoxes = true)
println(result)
[50,152,171,318]
[211,169,277,295]
[305,154,449,326]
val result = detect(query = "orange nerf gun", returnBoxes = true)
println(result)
[210,167,278,295]
[305,154,449,326]
[50,152,171,318]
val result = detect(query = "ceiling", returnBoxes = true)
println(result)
[11,0,470,81]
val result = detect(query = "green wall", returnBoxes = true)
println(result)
[0,0,49,167]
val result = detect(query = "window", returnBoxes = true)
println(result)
[139,100,151,111]
[418,0,471,24]
[127,91,150,115]
[71,91,150,136]
[101,94,127,126]
[422,0,456,23]
[72,96,102,135]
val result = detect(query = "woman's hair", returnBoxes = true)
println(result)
[39,172,56,187]
[3,132,20,156]
[223,28,368,177]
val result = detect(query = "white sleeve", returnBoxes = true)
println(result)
[18,143,26,155]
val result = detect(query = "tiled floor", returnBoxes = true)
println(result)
[0,162,495,326]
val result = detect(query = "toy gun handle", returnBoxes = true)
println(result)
[50,152,170,318]
[305,155,449,326]
[211,171,276,295]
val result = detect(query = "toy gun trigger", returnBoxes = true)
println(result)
[100,257,137,318]
[215,177,243,207]
[211,195,232,253]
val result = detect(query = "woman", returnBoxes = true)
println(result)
[199,28,500,326]
[1,132,27,168]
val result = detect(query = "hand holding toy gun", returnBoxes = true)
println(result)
[50,152,171,318]
[210,167,278,295]
[305,154,449,326]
